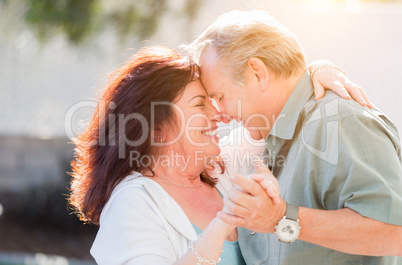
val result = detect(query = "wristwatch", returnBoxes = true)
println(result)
[275,203,301,243]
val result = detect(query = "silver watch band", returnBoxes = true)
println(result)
[286,203,298,221]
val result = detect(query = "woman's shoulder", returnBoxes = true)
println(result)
[108,172,149,198]
[99,172,159,221]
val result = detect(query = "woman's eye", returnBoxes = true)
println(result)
[196,102,205,107]
[219,96,224,102]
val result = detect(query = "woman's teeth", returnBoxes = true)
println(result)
[202,129,218,136]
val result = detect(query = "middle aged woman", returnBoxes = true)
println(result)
[69,45,368,265]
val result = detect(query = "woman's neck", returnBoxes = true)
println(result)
[142,149,207,186]
[153,165,203,186]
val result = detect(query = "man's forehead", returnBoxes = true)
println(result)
[203,81,226,99]
[199,46,220,68]
[198,46,232,98]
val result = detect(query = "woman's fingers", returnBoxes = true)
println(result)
[344,81,373,108]
[344,81,367,107]
[329,80,351,100]
[312,78,326,100]
[249,174,281,204]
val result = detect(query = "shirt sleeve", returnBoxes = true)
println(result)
[316,108,402,226]
[90,186,177,265]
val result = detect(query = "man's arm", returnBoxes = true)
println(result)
[219,174,402,257]
[299,206,402,256]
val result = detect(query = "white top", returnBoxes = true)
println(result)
[90,171,234,265]
[90,126,263,264]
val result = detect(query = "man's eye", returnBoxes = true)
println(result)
[196,102,205,107]
[219,96,224,102]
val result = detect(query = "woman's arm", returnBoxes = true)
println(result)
[309,60,373,108]
[173,217,235,265]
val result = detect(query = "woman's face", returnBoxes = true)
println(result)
[163,80,222,167]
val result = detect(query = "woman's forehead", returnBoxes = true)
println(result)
[176,80,208,102]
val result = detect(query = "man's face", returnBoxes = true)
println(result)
[199,46,267,140]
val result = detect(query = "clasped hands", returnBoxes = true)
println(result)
[218,158,286,234]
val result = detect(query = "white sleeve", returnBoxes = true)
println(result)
[91,186,177,265]
[219,126,265,177]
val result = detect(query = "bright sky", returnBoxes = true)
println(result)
[295,0,363,12]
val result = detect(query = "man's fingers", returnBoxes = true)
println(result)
[254,156,270,174]
[223,196,249,217]
[250,157,281,203]
[217,212,247,227]
[231,174,265,196]
[226,187,255,209]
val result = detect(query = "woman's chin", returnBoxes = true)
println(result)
[204,145,221,157]
[200,146,222,162]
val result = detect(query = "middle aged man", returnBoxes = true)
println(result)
[190,10,402,265]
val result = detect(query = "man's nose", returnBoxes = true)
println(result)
[220,113,233,124]
[207,101,232,123]
[210,112,232,124]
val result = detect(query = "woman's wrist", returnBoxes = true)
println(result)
[307,60,337,71]
[213,216,236,236]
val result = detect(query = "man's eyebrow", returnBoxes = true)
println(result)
[188,95,206,103]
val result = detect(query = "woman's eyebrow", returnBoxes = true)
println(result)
[188,95,206,103]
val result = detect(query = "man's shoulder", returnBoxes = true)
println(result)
[300,91,401,157]
[303,91,397,131]
[303,91,364,120]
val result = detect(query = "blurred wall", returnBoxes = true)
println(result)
[1,0,401,139]
[0,137,72,192]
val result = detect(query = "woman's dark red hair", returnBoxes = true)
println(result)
[69,46,223,224]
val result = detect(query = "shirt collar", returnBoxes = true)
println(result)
[268,70,314,140]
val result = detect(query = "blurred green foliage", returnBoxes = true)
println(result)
[5,0,201,44]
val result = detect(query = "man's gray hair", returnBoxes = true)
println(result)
[185,10,307,84]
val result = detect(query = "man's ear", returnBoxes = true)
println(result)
[248,57,269,91]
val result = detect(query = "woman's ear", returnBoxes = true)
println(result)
[248,57,269,91]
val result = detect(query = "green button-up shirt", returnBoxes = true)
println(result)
[238,71,402,265]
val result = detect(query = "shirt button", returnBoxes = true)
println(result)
[249,231,256,236]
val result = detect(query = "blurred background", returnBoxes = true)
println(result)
[0,0,401,264]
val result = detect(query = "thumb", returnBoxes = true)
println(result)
[254,156,270,174]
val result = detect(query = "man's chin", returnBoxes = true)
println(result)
[250,133,263,141]
[246,129,264,141]
[242,122,266,140]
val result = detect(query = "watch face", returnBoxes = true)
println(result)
[276,219,300,243]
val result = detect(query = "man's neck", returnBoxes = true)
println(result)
[260,69,305,140]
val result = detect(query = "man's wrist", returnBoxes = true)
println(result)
[274,203,301,243]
